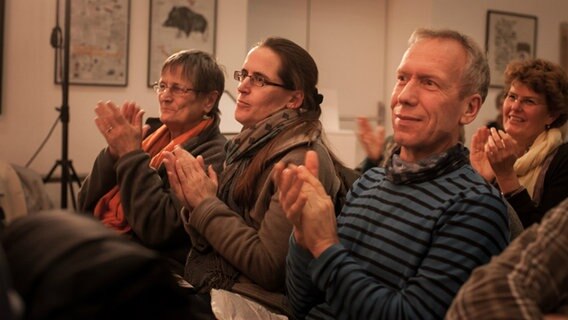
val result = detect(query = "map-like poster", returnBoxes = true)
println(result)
[56,0,130,86]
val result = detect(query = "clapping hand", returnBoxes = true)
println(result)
[470,126,495,182]
[484,127,521,177]
[273,151,339,258]
[94,100,146,159]
[163,146,218,210]
[357,116,386,162]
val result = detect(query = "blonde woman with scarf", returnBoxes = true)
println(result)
[78,50,227,274]
[470,58,568,228]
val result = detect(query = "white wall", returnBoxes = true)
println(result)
[247,0,309,50]
[2,0,568,207]
[310,0,386,129]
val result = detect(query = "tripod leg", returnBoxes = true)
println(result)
[66,161,83,210]
[43,160,62,183]
[68,161,82,187]
[68,181,78,211]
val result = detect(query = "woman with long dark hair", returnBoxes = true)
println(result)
[163,37,355,318]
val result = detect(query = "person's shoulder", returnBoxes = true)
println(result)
[200,122,227,143]
[454,163,494,184]
[443,164,502,197]
[180,128,227,167]
[362,166,385,179]
[275,139,331,164]
[449,167,506,211]
[276,145,311,164]
[350,166,385,190]
[209,130,228,145]
[547,141,568,169]
[442,169,508,229]
[184,134,226,152]
[542,197,568,227]
[203,121,228,142]
[555,141,568,155]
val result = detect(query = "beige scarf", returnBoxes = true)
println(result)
[514,128,563,197]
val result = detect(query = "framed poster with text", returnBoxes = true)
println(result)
[486,10,537,87]
[54,0,131,86]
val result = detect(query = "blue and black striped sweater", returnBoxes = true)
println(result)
[286,151,509,320]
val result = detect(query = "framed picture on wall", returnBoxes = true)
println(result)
[0,0,4,114]
[485,10,538,88]
[148,0,217,87]
[561,23,568,73]
[54,0,131,86]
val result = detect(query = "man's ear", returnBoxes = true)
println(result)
[460,94,482,125]
[286,90,304,109]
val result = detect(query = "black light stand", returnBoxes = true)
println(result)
[44,0,81,209]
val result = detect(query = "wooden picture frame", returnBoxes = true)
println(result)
[0,0,4,113]
[54,0,131,86]
[148,0,217,87]
[560,22,568,73]
[485,10,538,88]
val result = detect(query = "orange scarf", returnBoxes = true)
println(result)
[93,119,213,233]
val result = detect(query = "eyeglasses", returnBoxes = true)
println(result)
[506,93,544,108]
[233,70,291,90]
[153,82,200,96]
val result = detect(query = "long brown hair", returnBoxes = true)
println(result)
[232,37,350,209]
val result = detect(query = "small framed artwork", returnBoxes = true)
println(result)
[0,0,4,114]
[560,23,568,73]
[485,10,538,88]
[54,0,131,86]
[148,0,217,87]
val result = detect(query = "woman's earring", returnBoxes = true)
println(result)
[202,113,211,120]
[545,123,551,130]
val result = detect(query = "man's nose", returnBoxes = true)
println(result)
[396,79,418,106]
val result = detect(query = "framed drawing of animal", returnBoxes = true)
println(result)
[148,0,217,87]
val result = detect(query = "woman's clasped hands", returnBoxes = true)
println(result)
[470,126,524,181]
[163,146,218,210]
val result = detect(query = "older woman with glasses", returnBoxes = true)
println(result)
[470,58,568,228]
[78,50,227,274]
[162,37,356,318]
